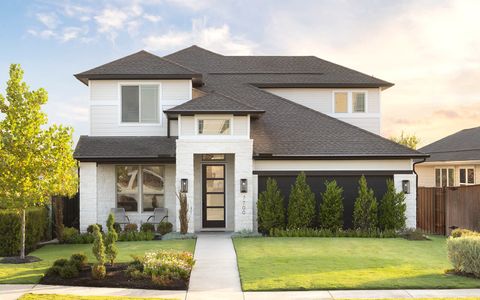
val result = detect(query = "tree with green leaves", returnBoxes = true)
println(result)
[319,180,344,231]
[91,224,106,279]
[378,179,407,231]
[257,178,285,234]
[0,64,77,259]
[287,172,316,229]
[105,213,118,266]
[390,131,420,150]
[353,176,378,231]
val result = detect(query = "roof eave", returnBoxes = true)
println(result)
[252,82,394,89]
[164,110,265,116]
[74,73,203,86]
[253,153,429,160]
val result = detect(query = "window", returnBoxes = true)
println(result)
[116,165,165,212]
[435,167,454,187]
[334,92,348,113]
[459,167,475,185]
[352,92,366,112]
[198,119,230,135]
[202,154,226,161]
[121,85,159,123]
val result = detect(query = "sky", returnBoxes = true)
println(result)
[0,0,479,147]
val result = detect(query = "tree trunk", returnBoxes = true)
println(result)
[20,209,26,259]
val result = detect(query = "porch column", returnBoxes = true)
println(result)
[234,141,254,231]
[394,173,417,228]
[176,141,195,233]
[79,162,97,232]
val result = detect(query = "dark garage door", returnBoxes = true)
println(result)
[257,173,392,229]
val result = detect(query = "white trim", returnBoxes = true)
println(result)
[434,167,455,187]
[419,160,480,166]
[194,114,234,136]
[459,166,476,185]
[200,161,228,229]
[117,81,163,127]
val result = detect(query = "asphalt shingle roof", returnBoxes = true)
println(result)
[419,126,480,162]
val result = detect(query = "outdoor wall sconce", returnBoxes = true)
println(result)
[240,179,248,193]
[181,179,188,193]
[402,180,410,194]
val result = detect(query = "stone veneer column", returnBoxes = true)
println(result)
[79,162,97,232]
[234,141,254,231]
[175,141,195,233]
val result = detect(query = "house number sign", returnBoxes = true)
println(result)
[242,195,246,215]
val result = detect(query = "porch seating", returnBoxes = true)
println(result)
[110,208,131,226]
[146,208,169,226]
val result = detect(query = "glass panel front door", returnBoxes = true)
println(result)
[203,164,225,228]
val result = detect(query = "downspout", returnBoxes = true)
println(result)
[413,157,426,228]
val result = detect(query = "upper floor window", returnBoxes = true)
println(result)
[334,91,367,113]
[459,167,475,185]
[121,85,159,123]
[435,167,454,187]
[198,119,231,135]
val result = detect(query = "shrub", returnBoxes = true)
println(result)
[124,223,138,232]
[92,264,106,280]
[141,222,155,233]
[157,222,173,235]
[319,180,344,231]
[447,235,480,277]
[0,207,48,256]
[65,233,94,244]
[269,228,398,238]
[70,253,88,269]
[232,229,262,238]
[353,176,378,231]
[91,224,105,265]
[61,227,79,243]
[257,178,285,234]
[451,228,480,238]
[53,258,69,267]
[113,222,122,234]
[287,172,315,229]
[118,231,155,241]
[105,213,118,266]
[161,232,196,240]
[401,228,429,240]
[59,263,79,279]
[378,179,406,231]
[141,250,195,282]
[87,224,103,233]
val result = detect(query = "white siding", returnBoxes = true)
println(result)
[416,162,480,187]
[90,81,118,102]
[162,80,191,100]
[170,119,178,136]
[233,116,249,136]
[264,87,381,134]
[180,116,195,136]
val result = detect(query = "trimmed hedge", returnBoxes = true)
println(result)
[447,235,480,277]
[0,207,48,256]
[270,227,398,238]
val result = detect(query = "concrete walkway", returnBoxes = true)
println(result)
[186,232,243,300]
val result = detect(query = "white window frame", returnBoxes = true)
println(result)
[434,167,455,187]
[332,90,368,114]
[459,166,475,186]
[118,82,162,126]
[115,165,166,214]
[195,115,234,136]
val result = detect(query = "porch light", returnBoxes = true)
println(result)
[402,180,410,194]
[240,179,248,193]
[181,178,188,193]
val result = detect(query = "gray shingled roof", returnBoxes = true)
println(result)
[74,50,201,85]
[74,136,176,161]
[419,126,480,162]
[164,92,265,115]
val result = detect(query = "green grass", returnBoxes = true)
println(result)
[20,294,172,300]
[0,239,195,284]
[233,236,480,291]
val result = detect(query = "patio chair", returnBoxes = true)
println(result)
[146,208,168,226]
[110,208,131,227]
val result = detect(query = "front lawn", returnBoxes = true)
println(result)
[233,236,480,290]
[0,240,195,284]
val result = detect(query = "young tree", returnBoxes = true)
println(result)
[319,180,344,231]
[257,178,285,234]
[378,179,407,231]
[0,65,77,259]
[353,176,378,231]
[287,172,316,229]
[390,131,420,150]
[91,224,106,279]
[105,213,118,266]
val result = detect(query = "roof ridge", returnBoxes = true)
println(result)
[164,45,224,58]
[160,55,201,74]
[212,91,263,111]
[426,148,480,154]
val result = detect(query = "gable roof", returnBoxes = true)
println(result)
[74,50,202,85]
[419,126,480,162]
[164,92,265,115]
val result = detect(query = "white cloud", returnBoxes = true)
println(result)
[36,13,59,29]
[61,26,86,42]
[28,29,56,39]
[144,14,162,23]
[94,8,129,33]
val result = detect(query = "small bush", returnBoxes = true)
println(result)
[65,233,94,244]
[48,254,84,279]
[353,176,378,231]
[319,180,344,231]
[118,231,155,241]
[87,224,103,233]
[91,224,105,265]
[70,253,88,269]
[141,250,195,282]
[451,228,480,238]
[161,232,196,240]
[59,263,79,279]
[269,228,398,238]
[61,227,79,243]
[141,222,156,233]
[447,235,480,277]
[105,213,118,266]
[257,178,285,234]
[401,228,429,240]
[287,172,315,229]
[53,258,69,267]
[378,179,406,231]
[124,223,138,232]
[113,222,122,234]
[91,263,106,280]
[157,222,173,235]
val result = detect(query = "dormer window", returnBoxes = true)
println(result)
[333,91,367,113]
[198,118,231,135]
[121,85,159,123]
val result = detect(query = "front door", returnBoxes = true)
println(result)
[202,164,226,228]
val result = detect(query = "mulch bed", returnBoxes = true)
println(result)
[40,263,188,290]
[0,256,42,264]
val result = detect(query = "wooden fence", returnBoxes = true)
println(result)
[417,185,480,235]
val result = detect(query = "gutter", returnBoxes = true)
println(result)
[413,157,427,228]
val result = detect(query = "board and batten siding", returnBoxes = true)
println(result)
[89,80,191,136]
[263,87,381,134]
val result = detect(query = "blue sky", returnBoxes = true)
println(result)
[1,0,479,146]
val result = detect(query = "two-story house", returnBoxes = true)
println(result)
[73,45,426,233]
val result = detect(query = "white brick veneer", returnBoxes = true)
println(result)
[394,173,417,228]
[79,162,97,232]
[176,138,254,232]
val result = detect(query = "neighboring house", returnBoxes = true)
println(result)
[416,126,480,187]
[73,45,426,233]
